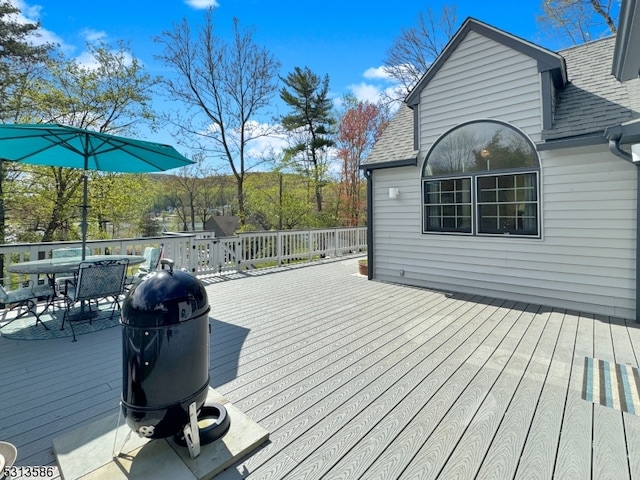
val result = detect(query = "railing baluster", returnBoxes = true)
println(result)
[0,227,367,277]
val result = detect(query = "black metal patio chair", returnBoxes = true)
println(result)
[52,246,92,296]
[0,277,55,330]
[60,258,128,341]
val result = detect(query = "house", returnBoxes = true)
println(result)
[204,215,240,237]
[613,0,640,81]
[361,15,640,320]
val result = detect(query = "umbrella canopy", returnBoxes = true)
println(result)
[0,123,192,172]
[0,123,195,257]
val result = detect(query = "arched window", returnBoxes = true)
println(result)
[422,120,540,236]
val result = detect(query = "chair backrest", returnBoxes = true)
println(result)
[53,247,91,259]
[73,259,128,302]
[141,247,160,272]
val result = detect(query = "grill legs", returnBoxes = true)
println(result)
[183,402,201,459]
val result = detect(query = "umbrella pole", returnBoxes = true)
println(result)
[81,170,88,261]
[79,144,92,318]
[80,170,89,317]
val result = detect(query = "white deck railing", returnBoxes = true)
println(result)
[0,227,367,283]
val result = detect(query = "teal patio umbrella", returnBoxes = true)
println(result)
[0,123,194,258]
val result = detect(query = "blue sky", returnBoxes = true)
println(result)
[12,0,605,157]
[20,0,555,102]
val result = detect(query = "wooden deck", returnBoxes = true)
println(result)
[2,257,640,479]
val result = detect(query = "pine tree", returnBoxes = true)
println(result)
[280,67,335,213]
[0,1,52,275]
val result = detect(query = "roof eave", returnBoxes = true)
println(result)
[605,118,640,144]
[360,158,418,172]
[536,132,606,151]
[612,0,640,81]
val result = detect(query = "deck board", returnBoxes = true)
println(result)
[240,291,462,420]
[272,298,501,480]
[554,312,594,479]
[514,310,576,480]
[611,317,640,480]
[229,295,493,478]
[345,301,525,480]
[449,307,558,480]
[396,304,545,480]
[2,258,640,480]
[592,315,630,480]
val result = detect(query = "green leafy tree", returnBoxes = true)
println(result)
[4,166,60,242]
[23,41,159,242]
[336,98,390,226]
[195,173,232,229]
[138,212,163,238]
[280,66,336,214]
[155,11,281,227]
[0,0,52,272]
[165,193,189,232]
[0,1,52,123]
[33,41,157,133]
[244,171,312,230]
[90,172,158,238]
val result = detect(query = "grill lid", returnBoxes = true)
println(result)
[121,259,209,327]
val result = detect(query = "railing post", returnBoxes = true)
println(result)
[0,227,368,278]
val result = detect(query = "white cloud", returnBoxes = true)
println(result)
[363,66,392,80]
[81,28,107,43]
[343,64,407,107]
[348,82,384,103]
[75,51,100,69]
[245,133,288,160]
[185,0,219,9]
[75,48,134,71]
[242,120,288,160]
[12,0,39,19]
[10,0,66,49]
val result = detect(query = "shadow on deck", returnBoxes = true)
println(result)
[1,257,640,480]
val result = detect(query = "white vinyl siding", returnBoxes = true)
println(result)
[373,146,636,318]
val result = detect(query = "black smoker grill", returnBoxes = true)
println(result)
[120,259,215,457]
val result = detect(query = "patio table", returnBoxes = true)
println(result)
[6,255,146,324]
[6,254,145,276]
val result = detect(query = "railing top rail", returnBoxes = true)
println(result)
[0,227,367,277]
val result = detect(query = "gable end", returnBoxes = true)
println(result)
[405,17,567,107]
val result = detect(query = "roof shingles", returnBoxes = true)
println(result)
[361,104,417,167]
[544,36,640,141]
[362,30,640,168]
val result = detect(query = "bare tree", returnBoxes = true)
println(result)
[537,0,617,45]
[427,129,479,175]
[383,5,458,98]
[155,10,281,226]
[163,156,210,231]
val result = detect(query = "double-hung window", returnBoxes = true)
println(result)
[422,120,540,237]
